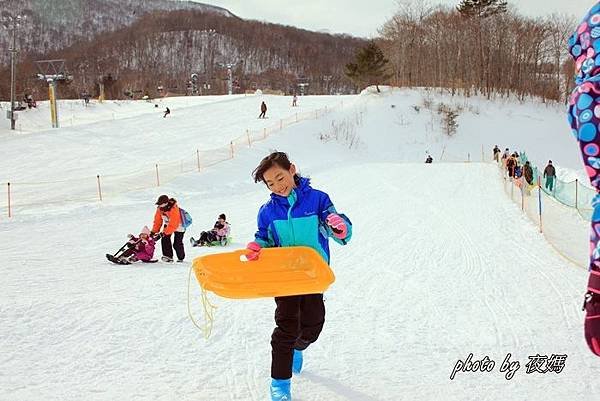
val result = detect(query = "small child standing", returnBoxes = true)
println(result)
[244,151,352,401]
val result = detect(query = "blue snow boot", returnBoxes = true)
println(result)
[270,378,291,401]
[292,349,303,374]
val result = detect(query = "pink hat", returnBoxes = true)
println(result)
[141,226,151,235]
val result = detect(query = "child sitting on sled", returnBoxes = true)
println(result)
[114,226,157,264]
[190,213,231,247]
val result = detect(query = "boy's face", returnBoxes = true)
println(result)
[263,164,297,197]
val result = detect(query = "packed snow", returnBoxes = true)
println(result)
[1,88,598,400]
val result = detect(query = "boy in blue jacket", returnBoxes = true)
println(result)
[244,151,352,401]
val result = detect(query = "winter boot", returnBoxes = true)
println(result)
[161,256,174,263]
[292,349,303,374]
[270,379,291,401]
[189,237,197,247]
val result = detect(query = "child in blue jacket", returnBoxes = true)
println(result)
[244,151,352,401]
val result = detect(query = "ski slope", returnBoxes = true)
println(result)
[1,89,599,400]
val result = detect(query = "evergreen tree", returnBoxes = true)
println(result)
[345,42,391,93]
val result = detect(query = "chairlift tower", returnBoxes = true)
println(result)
[218,61,241,95]
[2,12,25,130]
[35,59,72,128]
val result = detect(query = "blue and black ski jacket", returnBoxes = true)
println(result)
[254,177,352,264]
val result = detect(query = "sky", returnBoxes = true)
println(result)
[195,0,594,38]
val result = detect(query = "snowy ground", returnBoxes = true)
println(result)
[1,88,598,400]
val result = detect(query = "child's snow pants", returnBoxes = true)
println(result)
[271,293,325,379]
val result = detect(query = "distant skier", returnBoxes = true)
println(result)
[163,107,170,118]
[567,1,600,357]
[292,94,298,107]
[543,160,556,191]
[425,155,433,163]
[244,151,352,401]
[259,101,267,119]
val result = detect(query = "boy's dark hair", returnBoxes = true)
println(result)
[219,213,226,220]
[252,151,298,183]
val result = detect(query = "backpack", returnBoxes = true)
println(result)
[180,208,193,228]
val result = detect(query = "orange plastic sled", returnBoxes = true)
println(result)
[192,246,335,299]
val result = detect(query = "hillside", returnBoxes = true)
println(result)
[1,88,598,400]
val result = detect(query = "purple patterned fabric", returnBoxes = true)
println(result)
[567,1,600,356]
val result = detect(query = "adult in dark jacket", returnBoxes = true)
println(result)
[259,101,267,119]
[523,161,534,185]
[543,160,556,191]
[506,155,517,178]
[493,145,501,162]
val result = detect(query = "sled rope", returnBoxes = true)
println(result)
[187,263,217,339]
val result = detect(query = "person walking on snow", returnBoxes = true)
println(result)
[244,151,352,401]
[163,107,170,118]
[292,94,298,107]
[543,160,556,192]
[493,145,501,162]
[523,161,534,185]
[151,194,186,262]
[259,101,267,119]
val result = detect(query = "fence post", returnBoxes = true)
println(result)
[155,164,160,187]
[296,113,298,122]
[521,180,524,211]
[468,153,471,163]
[230,141,234,158]
[481,144,484,162]
[197,149,201,172]
[280,119,283,130]
[575,179,579,209]
[538,176,543,233]
[247,129,251,148]
[7,182,11,218]
[315,110,318,119]
[97,175,103,202]
[511,178,514,199]
[263,128,267,139]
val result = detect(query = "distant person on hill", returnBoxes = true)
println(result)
[493,145,500,162]
[259,101,267,119]
[506,154,517,178]
[292,94,298,107]
[523,161,534,185]
[425,155,433,163]
[163,107,170,118]
[543,160,556,192]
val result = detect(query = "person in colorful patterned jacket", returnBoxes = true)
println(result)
[244,151,352,401]
[151,194,186,262]
[567,1,600,357]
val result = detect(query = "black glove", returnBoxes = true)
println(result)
[152,232,163,241]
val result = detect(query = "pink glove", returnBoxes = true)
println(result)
[245,241,262,261]
[326,213,347,239]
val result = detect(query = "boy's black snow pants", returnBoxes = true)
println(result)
[161,232,185,260]
[271,293,325,379]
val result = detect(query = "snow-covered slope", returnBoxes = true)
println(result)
[1,89,597,400]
